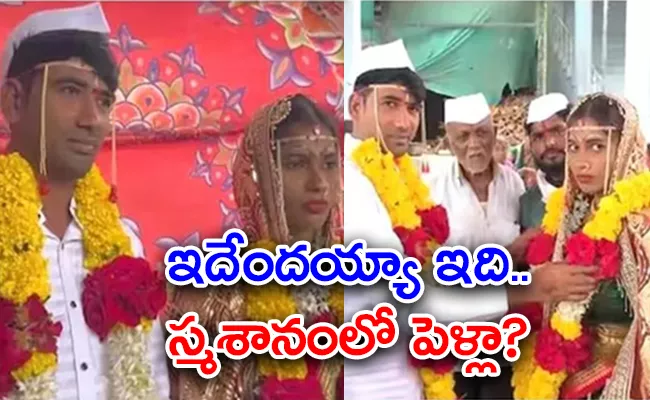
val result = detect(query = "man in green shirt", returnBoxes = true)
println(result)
[520,93,571,229]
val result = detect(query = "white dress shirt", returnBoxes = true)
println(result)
[536,170,556,204]
[428,160,526,252]
[41,200,170,400]
[427,158,526,370]
[343,135,509,400]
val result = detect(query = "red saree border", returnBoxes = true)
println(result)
[560,360,614,399]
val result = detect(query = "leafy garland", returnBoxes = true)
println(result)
[0,153,166,399]
[245,239,344,399]
[513,171,650,399]
[351,138,454,399]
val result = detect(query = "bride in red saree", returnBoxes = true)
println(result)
[514,93,650,399]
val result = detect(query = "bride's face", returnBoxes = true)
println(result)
[276,122,340,240]
[567,117,620,195]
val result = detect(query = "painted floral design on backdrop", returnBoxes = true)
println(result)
[0,2,341,265]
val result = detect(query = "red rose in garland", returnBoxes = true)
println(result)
[0,295,62,398]
[394,227,433,264]
[82,255,167,340]
[526,232,555,266]
[563,330,592,373]
[534,328,566,372]
[565,232,597,266]
[418,205,450,245]
[596,240,621,279]
[19,296,63,354]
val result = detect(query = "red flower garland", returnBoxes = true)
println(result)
[0,295,63,398]
[395,205,450,264]
[526,232,620,277]
[260,358,325,400]
[521,230,621,393]
[534,326,593,374]
[526,233,555,266]
[81,255,167,340]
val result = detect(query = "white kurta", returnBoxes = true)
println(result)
[40,200,170,400]
[428,160,526,252]
[343,134,508,400]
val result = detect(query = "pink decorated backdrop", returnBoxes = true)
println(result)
[0,1,343,268]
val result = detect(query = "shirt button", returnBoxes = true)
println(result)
[70,301,77,308]
[80,362,88,371]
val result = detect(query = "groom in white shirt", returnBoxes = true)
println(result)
[343,39,597,400]
[0,4,170,399]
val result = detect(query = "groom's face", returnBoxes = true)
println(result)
[350,86,421,156]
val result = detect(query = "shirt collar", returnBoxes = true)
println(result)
[536,170,558,203]
[452,159,502,186]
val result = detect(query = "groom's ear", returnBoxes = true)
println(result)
[349,91,364,120]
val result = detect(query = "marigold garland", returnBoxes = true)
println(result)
[511,333,537,399]
[351,138,450,266]
[351,138,453,399]
[244,240,343,398]
[418,366,456,400]
[0,154,48,304]
[516,171,650,399]
[0,153,161,399]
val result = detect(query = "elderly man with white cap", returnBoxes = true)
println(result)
[0,4,170,400]
[433,93,534,257]
[520,93,571,230]
[343,40,597,400]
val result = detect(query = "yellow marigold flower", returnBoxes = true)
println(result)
[0,154,49,304]
[0,251,49,304]
[614,172,650,212]
[11,352,57,382]
[397,155,434,210]
[246,283,297,322]
[542,188,565,235]
[512,334,537,399]
[550,312,582,341]
[75,165,133,270]
[140,318,153,332]
[419,369,456,400]
[527,368,567,400]
[251,240,278,253]
[1,153,140,389]
[351,138,437,229]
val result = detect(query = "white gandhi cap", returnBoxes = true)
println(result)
[444,93,491,125]
[345,39,417,120]
[526,93,569,124]
[353,38,416,80]
[1,2,110,86]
